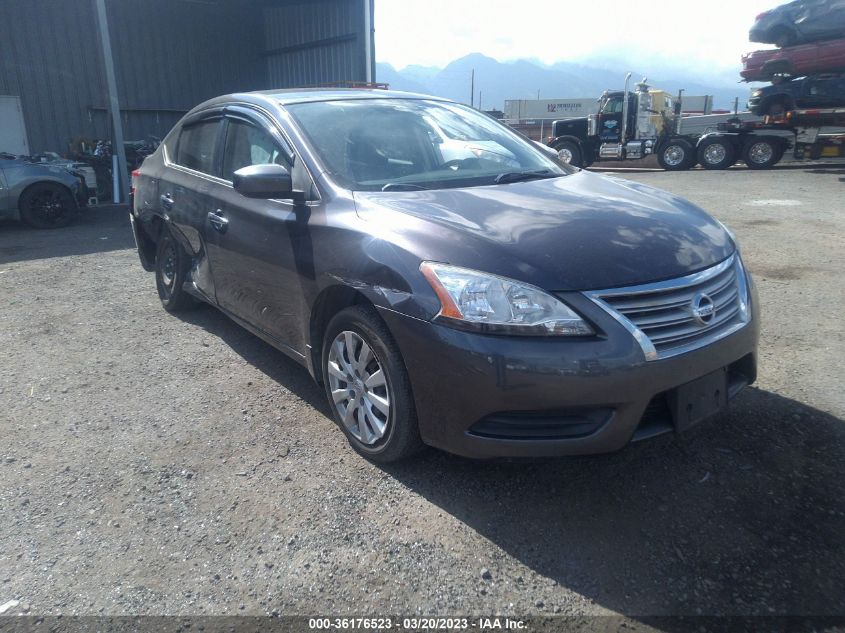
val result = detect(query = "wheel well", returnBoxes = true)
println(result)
[745,135,788,151]
[698,135,740,150]
[309,285,373,384]
[763,94,794,113]
[660,137,692,151]
[18,180,77,213]
[136,214,164,271]
[552,136,582,150]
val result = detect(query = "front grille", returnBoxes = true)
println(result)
[588,255,750,360]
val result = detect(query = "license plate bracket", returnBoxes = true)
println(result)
[669,367,728,433]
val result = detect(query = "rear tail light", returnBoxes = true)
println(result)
[130,169,140,196]
[754,11,770,20]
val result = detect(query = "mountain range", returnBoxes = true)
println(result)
[376,53,756,112]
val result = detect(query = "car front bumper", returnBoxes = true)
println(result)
[378,280,760,458]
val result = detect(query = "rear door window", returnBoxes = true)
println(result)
[175,119,220,174]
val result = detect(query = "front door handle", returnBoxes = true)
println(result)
[160,193,174,210]
[207,210,229,233]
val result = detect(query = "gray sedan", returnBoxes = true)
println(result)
[0,153,87,228]
[750,0,845,47]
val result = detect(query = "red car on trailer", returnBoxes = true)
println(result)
[742,39,845,82]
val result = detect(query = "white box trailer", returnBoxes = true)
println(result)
[504,99,598,121]
[505,95,715,121]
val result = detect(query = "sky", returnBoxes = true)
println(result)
[375,0,784,80]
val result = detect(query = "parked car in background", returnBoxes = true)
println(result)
[750,0,845,47]
[131,89,759,463]
[748,72,845,115]
[0,152,88,228]
[741,38,845,81]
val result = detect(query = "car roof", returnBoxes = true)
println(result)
[212,88,449,106]
[258,88,450,106]
[186,88,455,121]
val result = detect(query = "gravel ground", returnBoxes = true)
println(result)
[0,164,843,620]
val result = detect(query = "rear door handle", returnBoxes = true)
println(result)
[160,193,174,210]
[207,210,229,233]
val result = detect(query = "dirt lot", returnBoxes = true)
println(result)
[1,164,843,621]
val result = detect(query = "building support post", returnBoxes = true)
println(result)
[94,0,128,204]
[363,0,374,83]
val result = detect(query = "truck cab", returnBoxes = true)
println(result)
[548,78,685,168]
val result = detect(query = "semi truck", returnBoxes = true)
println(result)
[545,74,845,170]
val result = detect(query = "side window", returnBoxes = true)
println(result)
[222,119,289,181]
[175,119,220,174]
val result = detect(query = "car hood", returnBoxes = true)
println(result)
[352,170,734,291]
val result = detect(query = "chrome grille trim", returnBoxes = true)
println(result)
[585,254,750,361]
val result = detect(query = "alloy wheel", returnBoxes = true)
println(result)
[29,190,68,226]
[327,330,390,445]
[160,241,177,289]
[663,145,685,167]
[748,142,774,165]
[703,144,727,165]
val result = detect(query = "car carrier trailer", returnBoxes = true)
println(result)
[697,107,845,168]
[545,74,845,171]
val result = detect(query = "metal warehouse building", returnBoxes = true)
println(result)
[0,0,375,196]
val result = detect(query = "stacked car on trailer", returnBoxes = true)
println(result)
[545,0,845,171]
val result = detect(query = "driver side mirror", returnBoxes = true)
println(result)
[233,163,298,200]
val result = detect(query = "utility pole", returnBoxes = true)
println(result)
[478,91,482,111]
[470,69,475,107]
[537,89,540,100]
[94,0,128,203]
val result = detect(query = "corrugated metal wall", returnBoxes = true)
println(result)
[104,0,266,142]
[0,0,371,155]
[265,0,367,87]
[0,0,110,155]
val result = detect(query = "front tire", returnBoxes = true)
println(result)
[553,140,583,168]
[697,137,736,170]
[19,183,77,229]
[657,139,696,171]
[322,305,423,463]
[155,228,196,312]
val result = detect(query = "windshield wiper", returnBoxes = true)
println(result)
[381,183,429,191]
[493,169,554,185]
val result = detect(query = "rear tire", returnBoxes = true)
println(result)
[553,140,583,168]
[765,98,793,117]
[743,138,785,170]
[657,138,696,171]
[155,228,196,312]
[697,137,736,170]
[19,183,77,229]
[322,305,424,463]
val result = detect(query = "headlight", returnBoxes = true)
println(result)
[420,262,593,336]
[752,90,763,97]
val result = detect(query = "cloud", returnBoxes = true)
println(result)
[376,0,783,78]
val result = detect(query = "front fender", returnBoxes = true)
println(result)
[548,134,584,149]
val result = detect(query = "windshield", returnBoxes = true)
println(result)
[286,98,567,191]
[601,97,625,114]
